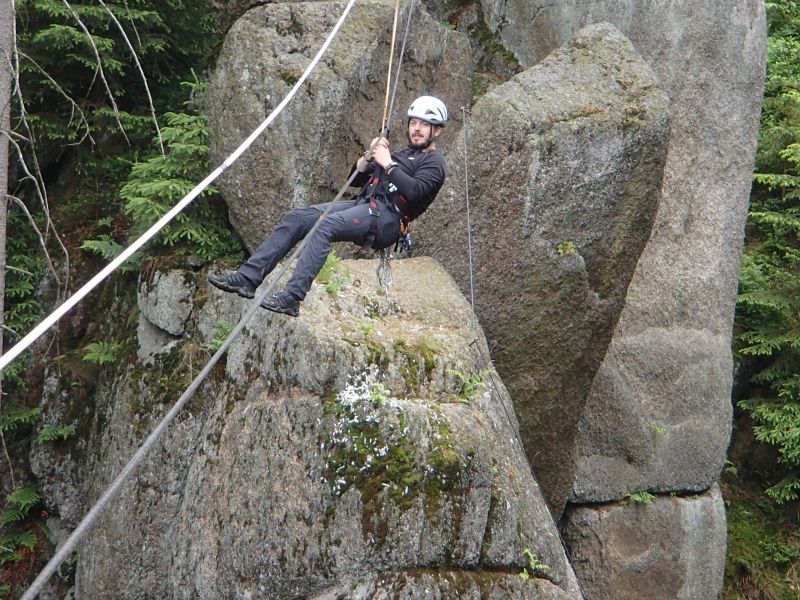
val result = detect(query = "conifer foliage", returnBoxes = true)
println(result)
[15,0,220,144]
[119,85,244,262]
[736,0,800,503]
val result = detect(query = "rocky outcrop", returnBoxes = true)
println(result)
[70,259,582,599]
[415,22,670,514]
[459,3,766,596]
[562,485,727,600]
[206,0,472,252]
[476,0,767,502]
[26,1,766,598]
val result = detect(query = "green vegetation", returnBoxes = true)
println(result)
[735,0,800,504]
[518,547,551,581]
[723,475,800,600]
[37,423,77,443]
[82,340,123,365]
[0,486,49,597]
[2,1,226,589]
[119,92,244,262]
[393,339,438,392]
[447,367,492,403]
[556,240,578,256]
[317,251,349,296]
[16,0,221,147]
[358,320,376,338]
[3,211,45,390]
[0,487,41,568]
[727,7,800,597]
[369,381,390,407]
[0,406,42,436]
[626,490,657,505]
[207,322,236,353]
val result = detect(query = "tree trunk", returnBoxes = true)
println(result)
[0,0,12,356]
[0,0,14,488]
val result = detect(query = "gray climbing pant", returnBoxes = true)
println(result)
[238,199,401,300]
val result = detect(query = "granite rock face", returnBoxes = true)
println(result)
[72,260,582,599]
[138,269,195,337]
[206,0,472,252]
[415,22,670,514]
[561,485,727,600]
[476,0,767,504]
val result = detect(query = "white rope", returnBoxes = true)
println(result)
[0,0,358,374]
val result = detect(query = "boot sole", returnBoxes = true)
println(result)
[260,301,299,317]
[208,276,255,299]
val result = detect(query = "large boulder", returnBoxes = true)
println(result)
[561,485,727,600]
[475,0,767,501]
[72,259,582,599]
[206,0,472,252]
[415,23,669,514]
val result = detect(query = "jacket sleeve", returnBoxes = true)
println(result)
[349,161,375,188]
[386,154,445,203]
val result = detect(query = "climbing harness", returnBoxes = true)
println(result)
[395,217,412,254]
[19,0,416,595]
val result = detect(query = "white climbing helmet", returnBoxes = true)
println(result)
[407,95,448,126]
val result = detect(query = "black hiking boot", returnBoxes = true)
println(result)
[208,271,257,299]
[261,290,301,317]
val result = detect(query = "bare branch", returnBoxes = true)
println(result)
[97,0,163,154]
[2,324,19,337]
[61,0,129,145]
[10,23,55,237]
[17,50,95,147]
[6,265,34,276]
[122,0,143,49]
[7,194,62,288]
[7,15,72,297]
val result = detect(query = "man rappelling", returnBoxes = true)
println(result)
[208,95,449,316]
